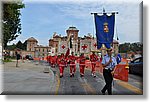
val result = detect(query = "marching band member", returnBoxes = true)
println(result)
[50,55,57,68]
[69,52,76,77]
[58,53,66,78]
[79,53,86,77]
[90,51,98,77]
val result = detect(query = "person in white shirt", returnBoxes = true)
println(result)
[101,48,117,95]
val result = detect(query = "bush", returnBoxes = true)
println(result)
[3,58,12,62]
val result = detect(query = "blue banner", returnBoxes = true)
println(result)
[94,13,115,49]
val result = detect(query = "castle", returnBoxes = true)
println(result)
[26,26,119,58]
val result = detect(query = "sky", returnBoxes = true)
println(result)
[8,0,142,45]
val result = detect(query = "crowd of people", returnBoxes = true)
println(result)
[46,49,120,95]
[47,51,102,78]
[15,49,121,95]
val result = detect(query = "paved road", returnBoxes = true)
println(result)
[2,60,56,95]
[1,60,143,95]
[52,64,143,95]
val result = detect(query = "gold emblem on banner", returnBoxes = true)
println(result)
[103,22,109,33]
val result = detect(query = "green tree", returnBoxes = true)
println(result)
[119,43,131,53]
[2,2,25,49]
[16,40,23,49]
[119,42,143,53]
[22,40,27,50]
[5,43,16,50]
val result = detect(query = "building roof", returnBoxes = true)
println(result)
[49,39,54,41]
[84,35,92,39]
[27,37,38,42]
[35,45,51,48]
[67,26,78,30]
[113,39,119,44]
[53,35,61,38]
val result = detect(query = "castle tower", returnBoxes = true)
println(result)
[26,37,38,51]
[66,26,79,41]
[66,26,79,54]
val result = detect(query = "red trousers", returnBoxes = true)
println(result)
[80,65,85,75]
[91,63,96,74]
[59,66,65,76]
[70,65,76,75]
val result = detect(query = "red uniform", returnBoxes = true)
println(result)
[69,55,76,76]
[58,55,66,77]
[50,56,57,68]
[90,53,98,76]
[79,55,86,77]
[47,56,51,64]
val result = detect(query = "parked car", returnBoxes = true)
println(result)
[129,57,143,76]
[25,55,34,60]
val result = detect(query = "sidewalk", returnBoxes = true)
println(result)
[2,60,56,95]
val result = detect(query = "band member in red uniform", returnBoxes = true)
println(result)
[79,53,86,77]
[50,55,57,68]
[90,52,98,77]
[47,55,51,65]
[69,52,76,77]
[58,53,66,78]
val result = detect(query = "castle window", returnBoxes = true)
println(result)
[56,48,57,53]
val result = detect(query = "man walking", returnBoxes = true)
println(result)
[101,48,117,95]
[16,51,21,67]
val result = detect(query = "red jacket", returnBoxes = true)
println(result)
[69,55,76,66]
[90,54,98,62]
[79,55,86,65]
[58,56,66,66]
[51,56,57,64]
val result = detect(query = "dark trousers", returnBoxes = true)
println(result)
[102,69,113,95]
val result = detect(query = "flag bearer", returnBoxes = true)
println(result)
[90,51,98,77]
[101,48,117,95]
[79,53,86,77]
[69,52,76,77]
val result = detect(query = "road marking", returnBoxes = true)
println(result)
[86,66,143,94]
[55,74,60,95]
[81,83,96,95]
[134,81,143,86]
[95,66,143,94]
[116,81,143,94]
[78,77,96,94]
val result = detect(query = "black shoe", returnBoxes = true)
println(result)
[60,75,63,78]
[101,90,105,95]
[70,75,72,77]
[72,74,74,77]
[80,75,84,77]
[94,75,96,78]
